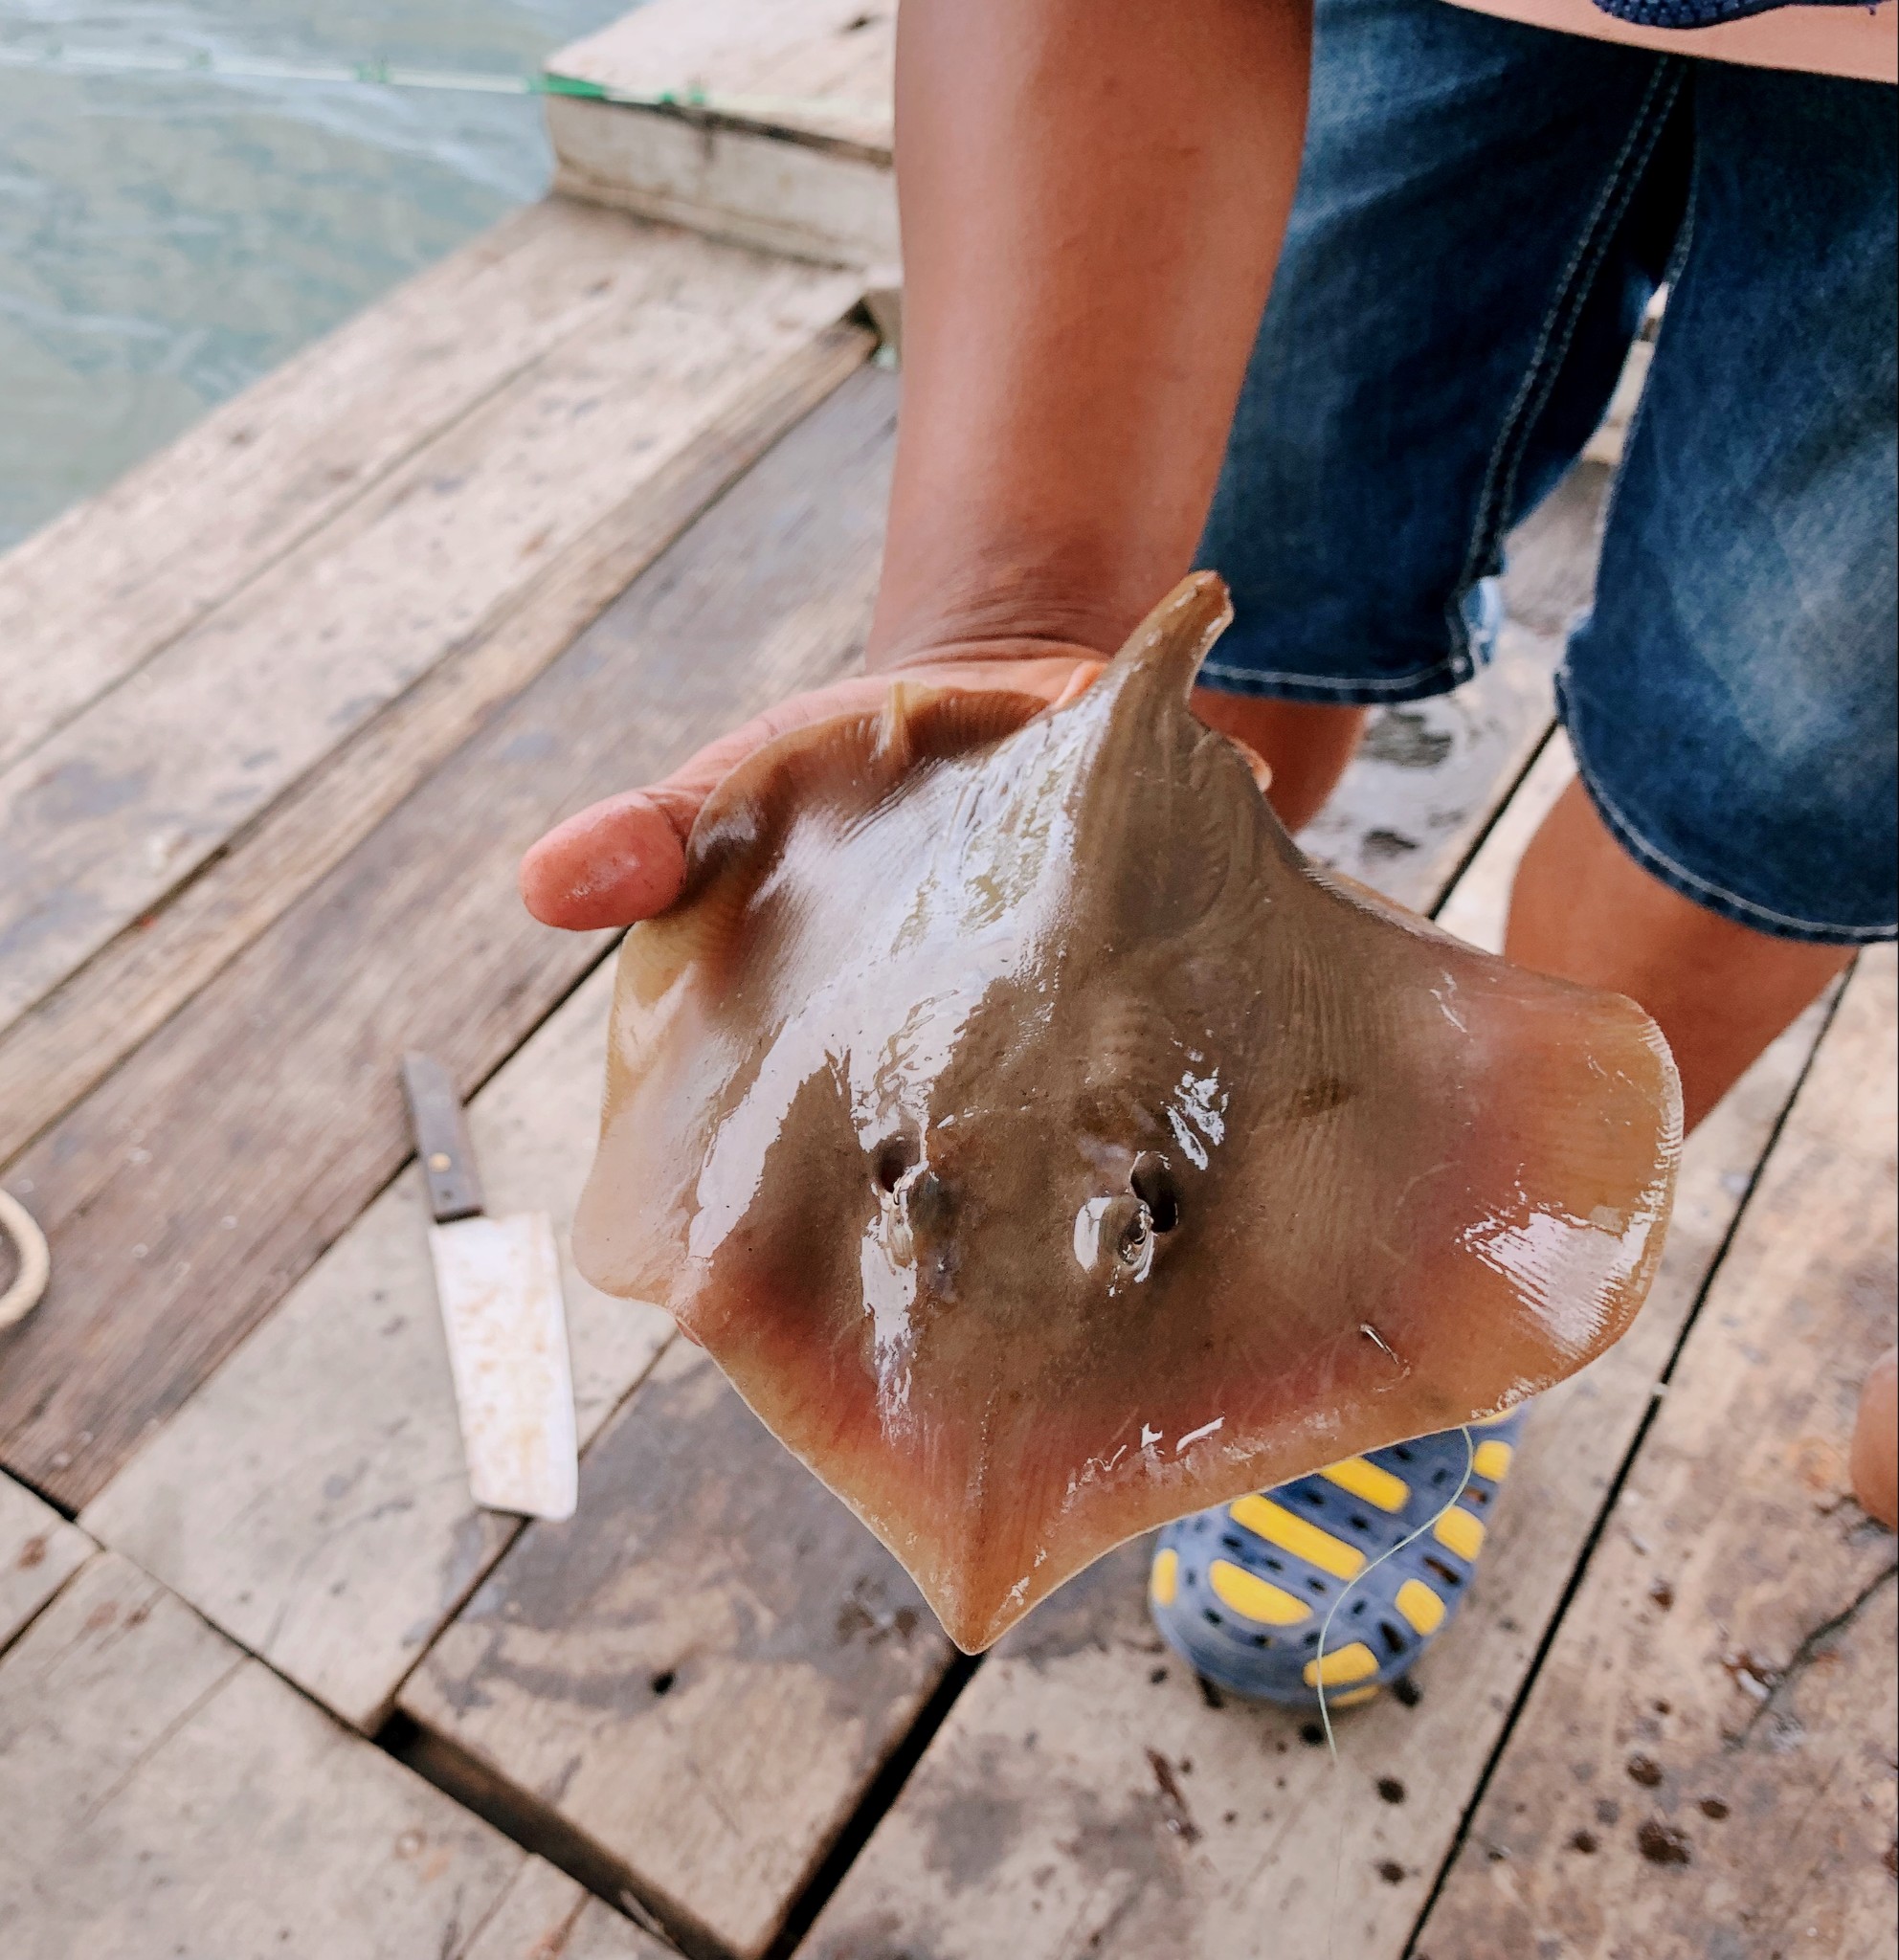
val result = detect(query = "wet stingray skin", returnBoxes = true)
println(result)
[574,574,1682,1652]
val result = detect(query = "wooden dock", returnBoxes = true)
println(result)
[1,4,1892,1954]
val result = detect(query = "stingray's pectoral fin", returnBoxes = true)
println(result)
[1370,958,1685,1433]
[1108,571,1236,701]
[1467,976,1681,1373]
[572,896,741,1304]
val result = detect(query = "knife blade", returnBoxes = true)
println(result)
[401,1051,577,1521]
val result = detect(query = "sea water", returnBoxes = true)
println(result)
[0,1,631,551]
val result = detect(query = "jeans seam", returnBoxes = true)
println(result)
[1197,655,1465,697]
[1564,711,1896,944]
[1442,59,1687,670]
[1593,98,1702,558]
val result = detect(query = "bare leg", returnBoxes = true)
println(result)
[1506,780,1888,1520]
[1195,694,1368,835]
[1507,779,1852,1136]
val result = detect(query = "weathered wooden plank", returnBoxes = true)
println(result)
[545,0,896,265]
[0,368,899,1510]
[0,1549,589,1960]
[0,200,663,775]
[0,231,860,1034]
[462,1857,675,1960]
[1414,947,1897,1960]
[1298,611,1553,908]
[0,316,870,1168]
[0,1471,89,1653]
[549,0,895,154]
[401,1340,956,1960]
[548,97,900,269]
[797,736,1832,1959]
[83,963,670,1732]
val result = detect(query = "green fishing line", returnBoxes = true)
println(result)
[0,40,864,122]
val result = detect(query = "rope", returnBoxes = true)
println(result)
[0,1189,50,1333]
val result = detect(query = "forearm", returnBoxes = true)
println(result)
[869,0,1313,670]
[519,0,1315,930]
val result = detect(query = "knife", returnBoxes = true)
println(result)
[401,1052,578,1521]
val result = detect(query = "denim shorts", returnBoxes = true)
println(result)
[1195,0,1898,945]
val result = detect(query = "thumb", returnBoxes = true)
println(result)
[517,784,697,930]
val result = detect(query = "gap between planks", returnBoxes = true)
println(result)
[0,1549,671,1960]
[0,1470,92,1659]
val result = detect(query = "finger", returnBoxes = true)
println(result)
[518,788,692,929]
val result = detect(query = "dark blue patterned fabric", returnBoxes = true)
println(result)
[1592,0,1872,25]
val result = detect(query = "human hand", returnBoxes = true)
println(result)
[519,648,1106,931]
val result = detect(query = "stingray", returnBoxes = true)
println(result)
[573,574,1681,1653]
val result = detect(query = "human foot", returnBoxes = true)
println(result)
[1148,1407,1529,1707]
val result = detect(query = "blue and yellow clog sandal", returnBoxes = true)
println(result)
[1148,1407,1529,1708]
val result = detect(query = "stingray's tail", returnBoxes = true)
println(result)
[1111,571,1235,700]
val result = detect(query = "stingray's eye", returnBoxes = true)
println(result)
[1075,1191,1158,1276]
[1116,1204,1153,1266]
[1130,1153,1180,1234]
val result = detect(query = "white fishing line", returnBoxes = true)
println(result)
[1313,1423,1477,1960]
